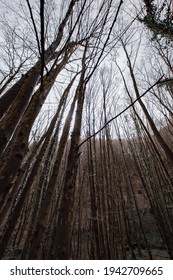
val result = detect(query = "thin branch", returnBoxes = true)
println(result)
[86,0,124,82]
[26,0,41,56]
[79,75,164,147]
[40,0,45,91]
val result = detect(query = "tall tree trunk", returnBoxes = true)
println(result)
[0,0,79,156]
[0,49,75,196]
[0,73,78,259]
[27,76,79,259]
[122,43,173,166]
[52,59,87,259]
